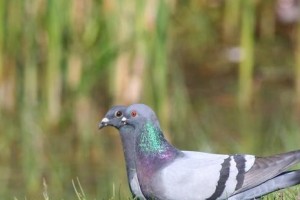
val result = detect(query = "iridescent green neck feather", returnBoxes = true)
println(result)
[138,122,166,154]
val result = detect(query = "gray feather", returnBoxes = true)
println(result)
[229,170,300,200]
[235,150,300,194]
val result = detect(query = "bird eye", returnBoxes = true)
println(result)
[131,110,137,117]
[115,111,123,118]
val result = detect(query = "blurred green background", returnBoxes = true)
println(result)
[1,0,300,199]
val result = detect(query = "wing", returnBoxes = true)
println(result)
[153,151,255,200]
[229,170,300,200]
[234,149,300,195]
[150,150,300,200]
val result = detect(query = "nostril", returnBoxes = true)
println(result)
[121,117,127,122]
[101,118,109,123]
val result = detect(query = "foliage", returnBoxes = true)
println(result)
[0,0,300,199]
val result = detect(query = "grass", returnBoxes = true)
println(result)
[31,183,300,200]
[72,178,87,200]
[263,187,300,200]
[18,178,300,200]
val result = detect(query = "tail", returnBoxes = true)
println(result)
[229,169,300,200]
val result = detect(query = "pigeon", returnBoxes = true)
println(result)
[118,103,300,200]
[99,105,146,200]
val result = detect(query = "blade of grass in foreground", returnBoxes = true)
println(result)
[72,178,87,200]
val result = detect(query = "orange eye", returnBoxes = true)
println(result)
[115,111,122,118]
[131,110,137,117]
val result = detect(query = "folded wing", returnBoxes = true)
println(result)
[235,150,300,194]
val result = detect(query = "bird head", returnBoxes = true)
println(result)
[122,104,160,129]
[99,105,126,129]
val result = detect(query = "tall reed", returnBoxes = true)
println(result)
[46,0,65,123]
[238,0,255,109]
[223,0,240,43]
[259,0,275,39]
[151,0,171,135]
[295,8,300,111]
[0,0,4,117]
[0,0,3,83]
[21,0,42,195]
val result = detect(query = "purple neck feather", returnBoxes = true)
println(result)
[136,122,180,176]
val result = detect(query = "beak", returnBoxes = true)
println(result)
[121,117,127,124]
[99,117,109,129]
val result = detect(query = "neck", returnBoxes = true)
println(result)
[138,122,167,154]
[136,121,179,172]
[119,126,136,181]
[135,121,179,197]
